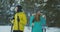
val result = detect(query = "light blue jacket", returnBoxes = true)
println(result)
[30,15,46,32]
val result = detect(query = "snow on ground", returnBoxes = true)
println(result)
[0,26,60,32]
[46,27,60,32]
[0,25,11,32]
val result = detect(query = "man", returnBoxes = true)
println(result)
[11,5,27,32]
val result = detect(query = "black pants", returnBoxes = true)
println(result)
[13,30,23,32]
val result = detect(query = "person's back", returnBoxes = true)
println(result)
[13,12,27,30]
[30,11,46,32]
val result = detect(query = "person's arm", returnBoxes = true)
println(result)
[41,15,46,26]
[29,16,34,27]
[41,15,47,32]
[11,19,14,24]
[22,13,27,25]
[10,15,15,24]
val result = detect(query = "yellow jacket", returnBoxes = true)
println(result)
[11,12,27,31]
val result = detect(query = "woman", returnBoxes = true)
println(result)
[30,11,46,32]
[11,5,27,32]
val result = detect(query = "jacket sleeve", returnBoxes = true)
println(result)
[22,13,27,25]
[29,16,34,27]
[10,14,15,24]
[41,16,46,26]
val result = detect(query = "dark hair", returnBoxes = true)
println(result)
[16,5,22,12]
[35,14,40,21]
[35,11,41,21]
